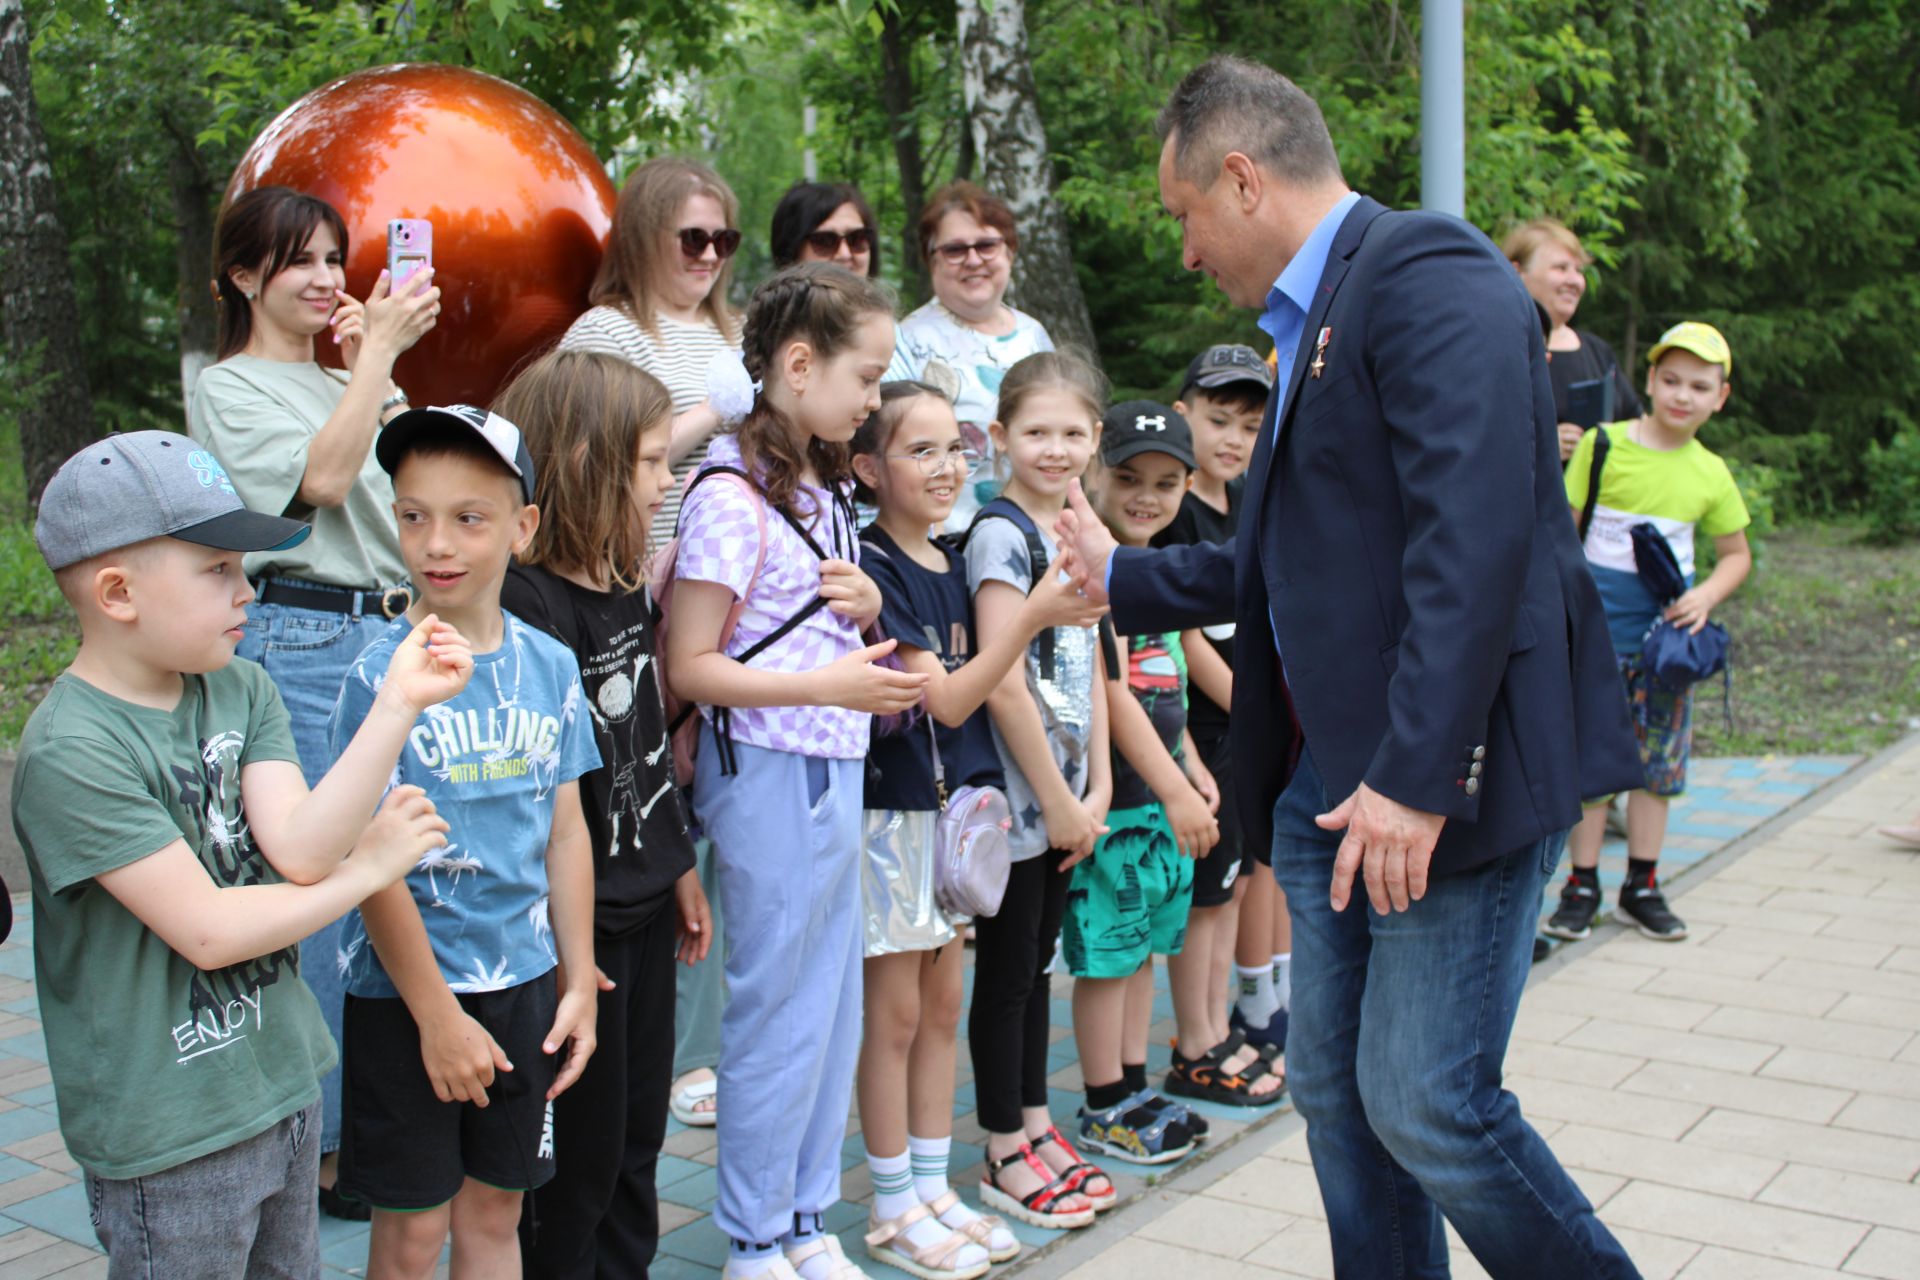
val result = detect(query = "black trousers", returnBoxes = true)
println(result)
[968,848,1071,1134]
[520,904,678,1279]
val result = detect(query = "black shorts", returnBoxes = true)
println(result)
[338,972,559,1211]
[1190,729,1248,906]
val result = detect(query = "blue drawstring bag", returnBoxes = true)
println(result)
[1628,520,1734,724]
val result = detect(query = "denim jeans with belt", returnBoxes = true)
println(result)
[1271,746,1641,1280]
[237,590,395,1154]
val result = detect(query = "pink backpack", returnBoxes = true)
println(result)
[649,466,832,785]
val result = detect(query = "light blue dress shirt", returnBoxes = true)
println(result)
[1259,190,1361,441]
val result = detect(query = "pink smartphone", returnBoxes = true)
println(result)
[386,218,433,291]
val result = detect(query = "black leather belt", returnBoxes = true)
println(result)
[255,578,414,619]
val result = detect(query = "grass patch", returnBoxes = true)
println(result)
[1697,523,1920,756]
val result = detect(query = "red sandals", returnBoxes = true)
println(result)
[979,1142,1097,1229]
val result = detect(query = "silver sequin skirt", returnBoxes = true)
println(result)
[862,808,965,957]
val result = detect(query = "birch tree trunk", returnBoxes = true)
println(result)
[956,0,1098,356]
[0,0,97,505]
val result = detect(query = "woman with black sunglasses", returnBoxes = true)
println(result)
[560,157,744,539]
[770,181,880,278]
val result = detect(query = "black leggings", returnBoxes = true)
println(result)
[968,848,1071,1134]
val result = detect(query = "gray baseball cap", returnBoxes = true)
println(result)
[35,431,310,571]
[1183,343,1276,393]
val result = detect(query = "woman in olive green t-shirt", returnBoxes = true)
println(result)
[186,185,437,1214]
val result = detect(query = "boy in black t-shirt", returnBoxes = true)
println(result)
[1155,345,1295,1076]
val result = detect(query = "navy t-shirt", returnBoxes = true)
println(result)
[860,525,1005,811]
[1153,479,1241,738]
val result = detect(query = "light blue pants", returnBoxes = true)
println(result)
[693,726,864,1247]
[237,593,393,1154]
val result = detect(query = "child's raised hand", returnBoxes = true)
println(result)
[1663,587,1715,635]
[379,614,473,712]
[818,638,931,715]
[348,785,448,888]
[819,559,882,624]
[419,1005,513,1106]
[674,867,713,966]
[1025,552,1107,632]
[1165,783,1221,860]
[542,986,598,1101]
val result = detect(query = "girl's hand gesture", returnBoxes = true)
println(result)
[818,638,930,714]
[378,614,474,714]
[351,267,441,367]
[1024,548,1107,632]
[819,559,882,626]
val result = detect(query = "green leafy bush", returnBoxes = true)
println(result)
[1864,430,1920,544]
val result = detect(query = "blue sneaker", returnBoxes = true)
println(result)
[1077,1090,1196,1165]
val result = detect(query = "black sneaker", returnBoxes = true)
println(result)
[1619,881,1688,940]
[1541,877,1601,941]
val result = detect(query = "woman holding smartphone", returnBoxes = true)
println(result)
[187,184,438,1219]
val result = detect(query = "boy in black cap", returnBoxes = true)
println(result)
[1153,347,1294,1097]
[332,405,604,1278]
[14,431,469,1275]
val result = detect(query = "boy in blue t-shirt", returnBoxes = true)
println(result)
[329,405,601,1275]
[1547,323,1751,943]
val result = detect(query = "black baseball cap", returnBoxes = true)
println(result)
[1182,344,1276,396]
[376,404,536,503]
[1100,401,1195,470]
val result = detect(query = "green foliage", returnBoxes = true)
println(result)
[1863,430,1920,545]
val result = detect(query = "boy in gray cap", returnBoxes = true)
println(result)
[13,430,473,1276]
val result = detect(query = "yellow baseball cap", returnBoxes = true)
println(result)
[1646,321,1732,376]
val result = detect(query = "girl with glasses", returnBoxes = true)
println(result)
[886,183,1056,531]
[771,181,881,279]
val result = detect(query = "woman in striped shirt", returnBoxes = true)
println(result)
[560,157,744,536]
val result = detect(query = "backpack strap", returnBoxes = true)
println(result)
[967,498,1056,680]
[1577,425,1612,543]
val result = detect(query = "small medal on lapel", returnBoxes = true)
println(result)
[1309,327,1331,379]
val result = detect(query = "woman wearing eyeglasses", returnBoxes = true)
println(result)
[560,157,744,539]
[888,182,1056,529]
[771,181,880,278]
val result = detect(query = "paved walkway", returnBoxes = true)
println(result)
[0,745,1908,1277]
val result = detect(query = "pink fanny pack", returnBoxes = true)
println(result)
[928,720,1012,918]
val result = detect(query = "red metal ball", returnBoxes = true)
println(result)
[225,63,615,407]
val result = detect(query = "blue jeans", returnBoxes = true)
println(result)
[237,593,395,1153]
[1272,747,1640,1280]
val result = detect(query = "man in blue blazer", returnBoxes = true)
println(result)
[1058,57,1643,1278]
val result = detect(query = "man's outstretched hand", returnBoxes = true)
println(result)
[1054,479,1118,608]
[1318,782,1447,914]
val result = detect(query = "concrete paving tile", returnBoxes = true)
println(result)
[1841,1225,1920,1278]
[44,1258,104,1279]
[1562,1018,1780,1074]
[1826,992,1920,1031]
[0,1178,70,1216]
[1134,1193,1299,1259]
[1502,1040,1646,1089]
[1640,970,1844,1019]
[1505,1075,1709,1140]
[1064,1235,1272,1280]
[1773,960,1920,1004]
[1864,878,1920,903]
[0,1230,60,1267]
[1553,1122,1782,1198]
[1678,876,1776,905]
[1757,1163,1920,1231]
[1685,1108,1920,1180]
[1569,1166,1628,1209]
[1599,935,1782,979]
[1694,1006,1910,1060]
[1603,1182,1866,1267]
[1238,1218,1335,1279]
[1510,1007,1587,1044]
[1680,900,1836,937]
[1700,926,1895,969]
[1197,1155,1326,1219]
[1760,1047,1920,1100]
[1675,1245,1852,1279]
[1831,1092,1920,1142]
[1606,1225,1701,1280]
[1616,1061,1851,1124]
[1521,982,1718,1033]
[1548,956,1667,993]
[0,1240,101,1280]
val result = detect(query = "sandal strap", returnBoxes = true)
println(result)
[924,1189,963,1217]
[1038,1126,1112,1193]
[866,1204,974,1271]
[983,1144,1086,1216]
[788,1237,862,1279]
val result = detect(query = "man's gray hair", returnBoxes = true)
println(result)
[1156,56,1342,188]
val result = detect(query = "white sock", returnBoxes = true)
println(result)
[726,1248,782,1277]
[1273,953,1292,1013]
[866,1147,978,1263]
[1236,963,1279,1025]
[908,1133,952,1203]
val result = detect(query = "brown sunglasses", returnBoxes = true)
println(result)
[678,227,743,259]
[804,227,874,255]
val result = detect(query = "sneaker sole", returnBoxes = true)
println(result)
[1077,1132,1195,1166]
[1539,921,1593,942]
[1632,920,1688,941]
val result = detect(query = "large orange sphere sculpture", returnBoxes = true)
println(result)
[226,63,615,407]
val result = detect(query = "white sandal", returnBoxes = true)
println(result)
[669,1074,718,1127]
[924,1189,1019,1263]
[786,1235,873,1280]
[864,1204,991,1280]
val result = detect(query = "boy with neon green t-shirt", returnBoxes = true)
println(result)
[1546,322,1752,943]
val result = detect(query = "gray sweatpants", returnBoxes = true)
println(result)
[86,1098,321,1280]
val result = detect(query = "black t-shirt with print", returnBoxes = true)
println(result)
[1153,478,1242,737]
[860,525,1006,812]
[502,564,696,936]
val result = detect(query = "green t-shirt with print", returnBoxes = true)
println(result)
[9,662,336,1179]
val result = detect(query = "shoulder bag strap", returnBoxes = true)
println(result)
[1577,426,1612,543]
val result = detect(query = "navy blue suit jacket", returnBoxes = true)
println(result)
[1110,197,1641,876]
